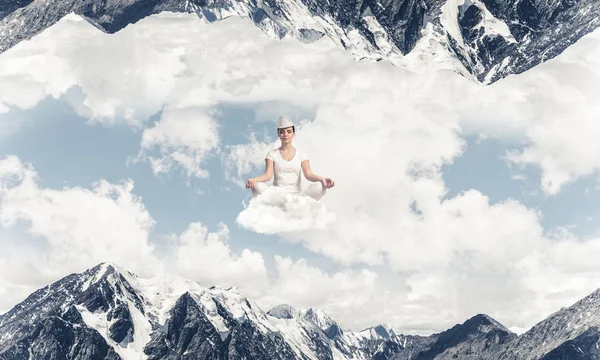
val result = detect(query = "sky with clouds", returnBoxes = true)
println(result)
[1,11,600,336]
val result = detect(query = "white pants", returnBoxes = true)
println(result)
[251,182,327,201]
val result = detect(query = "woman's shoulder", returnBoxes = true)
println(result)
[265,148,279,160]
[296,148,309,161]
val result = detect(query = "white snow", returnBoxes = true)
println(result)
[268,316,321,360]
[361,12,401,57]
[474,0,516,43]
[80,262,110,291]
[440,0,466,47]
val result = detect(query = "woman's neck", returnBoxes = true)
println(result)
[280,143,294,150]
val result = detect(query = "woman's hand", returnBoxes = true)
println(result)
[246,178,257,189]
[320,178,335,189]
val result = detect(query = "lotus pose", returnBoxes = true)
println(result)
[246,116,335,200]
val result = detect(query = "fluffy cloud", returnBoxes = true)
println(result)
[258,256,387,328]
[0,13,186,126]
[171,221,269,298]
[136,106,220,178]
[0,155,160,276]
[236,186,337,234]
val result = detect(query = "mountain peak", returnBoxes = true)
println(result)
[302,307,335,327]
[268,304,299,319]
[465,313,512,333]
[359,323,397,340]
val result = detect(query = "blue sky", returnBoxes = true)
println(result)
[1,12,600,334]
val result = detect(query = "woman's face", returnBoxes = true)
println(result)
[278,127,294,144]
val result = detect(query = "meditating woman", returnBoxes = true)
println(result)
[246,116,335,200]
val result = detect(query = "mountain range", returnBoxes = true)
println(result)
[2,263,600,359]
[0,0,599,84]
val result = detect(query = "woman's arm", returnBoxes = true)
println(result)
[250,159,274,183]
[301,160,335,188]
[301,160,324,182]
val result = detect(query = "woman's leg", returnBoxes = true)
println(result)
[302,182,326,200]
[251,182,269,197]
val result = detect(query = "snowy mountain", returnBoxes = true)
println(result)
[2,263,600,359]
[0,263,421,359]
[0,0,598,84]
[486,288,600,360]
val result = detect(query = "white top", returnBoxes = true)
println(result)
[266,148,309,194]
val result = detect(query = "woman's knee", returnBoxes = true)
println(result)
[251,182,268,196]
[306,182,326,200]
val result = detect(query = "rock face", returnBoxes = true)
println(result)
[2,263,600,359]
[0,265,136,360]
[0,0,598,84]
[487,288,600,360]
[394,314,516,359]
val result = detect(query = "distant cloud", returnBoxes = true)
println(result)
[135,106,220,179]
[511,174,527,181]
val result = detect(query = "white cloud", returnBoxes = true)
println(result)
[221,133,276,184]
[0,155,160,276]
[236,187,337,234]
[171,221,269,298]
[136,106,220,178]
[258,256,386,328]
[0,12,186,126]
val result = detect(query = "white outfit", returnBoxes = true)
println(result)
[252,148,326,200]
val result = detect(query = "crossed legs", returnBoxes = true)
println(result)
[251,182,326,201]
[251,182,269,197]
[300,182,327,201]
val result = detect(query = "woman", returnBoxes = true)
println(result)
[246,116,335,200]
